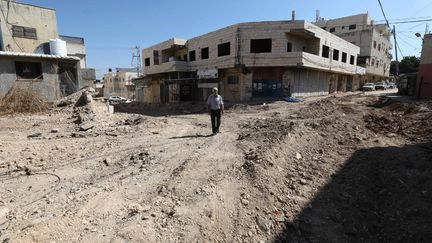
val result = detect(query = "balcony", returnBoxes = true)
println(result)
[143,60,190,75]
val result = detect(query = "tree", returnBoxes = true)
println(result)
[390,56,420,75]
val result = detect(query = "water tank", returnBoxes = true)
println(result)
[49,39,67,56]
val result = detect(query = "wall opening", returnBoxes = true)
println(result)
[189,50,196,61]
[153,50,160,65]
[15,61,42,79]
[350,55,355,65]
[201,47,209,59]
[333,49,339,61]
[287,42,293,52]
[342,52,347,63]
[349,24,356,30]
[330,27,336,33]
[144,58,150,67]
[218,42,231,57]
[322,45,330,58]
[12,25,37,39]
[250,39,272,53]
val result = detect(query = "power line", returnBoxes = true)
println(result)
[377,0,390,28]
[396,42,405,59]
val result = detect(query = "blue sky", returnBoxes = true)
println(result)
[23,0,432,78]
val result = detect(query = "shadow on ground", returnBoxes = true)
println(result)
[274,142,432,242]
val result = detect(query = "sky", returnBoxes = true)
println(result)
[22,0,432,78]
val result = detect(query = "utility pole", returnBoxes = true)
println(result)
[393,25,399,77]
[131,46,141,77]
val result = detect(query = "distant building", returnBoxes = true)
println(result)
[103,68,137,99]
[135,20,363,104]
[0,0,94,101]
[315,13,392,83]
[416,34,432,98]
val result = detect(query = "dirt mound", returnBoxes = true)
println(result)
[0,85,49,114]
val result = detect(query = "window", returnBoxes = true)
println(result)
[349,24,356,30]
[15,61,42,79]
[322,45,330,58]
[342,52,347,63]
[227,75,239,84]
[342,26,345,29]
[183,54,187,61]
[201,47,209,59]
[350,55,355,65]
[373,41,377,49]
[153,50,159,65]
[144,58,150,67]
[287,42,292,52]
[333,49,339,61]
[330,27,336,33]
[189,50,196,61]
[250,39,272,53]
[12,25,37,39]
[378,44,381,51]
[218,42,231,57]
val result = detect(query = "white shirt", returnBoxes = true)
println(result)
[207,94,224,110]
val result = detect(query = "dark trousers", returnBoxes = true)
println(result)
[210,109,221,133]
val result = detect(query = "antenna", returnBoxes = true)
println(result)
[425,23,430,35]
[316,10,320,22]
[131,46,141,77]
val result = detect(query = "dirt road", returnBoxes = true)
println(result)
[0,91,431,242]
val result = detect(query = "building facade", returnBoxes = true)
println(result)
[136,20,362,104]
[416,34,432,98]
[103,68,138,99]
[0,0,94,101]
[315,13,392,83]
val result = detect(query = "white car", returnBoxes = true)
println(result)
[108,96,127,104]
[362,83,375,91]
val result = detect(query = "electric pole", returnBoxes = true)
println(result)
[132,46,142,77]
[393,25,399,78]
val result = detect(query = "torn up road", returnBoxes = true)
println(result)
[0,91,431,242]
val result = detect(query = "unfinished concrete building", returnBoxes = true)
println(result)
[135,20,361,104]
[103,68,137,100]
[315,13,392,83]
[416,34,432,98]
[0,0,94,101]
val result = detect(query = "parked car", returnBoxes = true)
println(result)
[387,82,397,89]
[374,82,387,90]
[107,96,127,104]
[362,83,376,91]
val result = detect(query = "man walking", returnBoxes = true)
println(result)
[207,87,224,135]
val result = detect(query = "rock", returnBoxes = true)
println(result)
[299,179,307,185]
[71,132,86,138]
[0,206,10,225]
[142,204,151,212]
[103,157,112,166]
[28,133,42,138]
[256,216,271,232]
[386,132,398,138]
[51,128,60,133]
[295,152,302,160]
[79,123,94,131]
[241,199,250,206]
[128,203,143,216]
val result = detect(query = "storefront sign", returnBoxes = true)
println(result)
[197,68,218,79]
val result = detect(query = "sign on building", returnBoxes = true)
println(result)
[197,68,218,79]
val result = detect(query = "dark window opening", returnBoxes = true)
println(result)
[378,44,381,51]
[228,75,239,84]
[349,24,356,30]
[373,41,377,49]
[144,58,150,67]
[342,26,345,29]
[189,50,196,61]
[322,45,330,58]
[330,27,335,33]
[15,61,42,79]
[302,46,306,52]
[287,42,292,52]
[12,25,37,39]
[201,47,209,59]
[342,52,347,63]
[333,49,339,61]
[250,39,272,53]
[183,54,187,61]
[153,50,160,65]
[350,55,355,65]
[218,42,231,57]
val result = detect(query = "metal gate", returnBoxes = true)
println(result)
[252,80,283,97]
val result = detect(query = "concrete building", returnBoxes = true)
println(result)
[59,35,87,69]
[315,13,392,83]
[416,34,432,98]
[0,0,94,101]
[103,68,138,99]
[136,20,362,104]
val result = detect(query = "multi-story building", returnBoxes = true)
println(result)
[314,13,392,83]
[0,0,94,100]
[103,68,138,99]
[416,34,432,98]
[135,20,362,104]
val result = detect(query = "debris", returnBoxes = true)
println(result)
[103,157,112,166]
[28,133,42,138]
[79,123,94,131]
[51,128,60,133]
[295,152,302,160]
[256,216,271,232]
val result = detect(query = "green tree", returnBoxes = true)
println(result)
[390,56,420,75]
